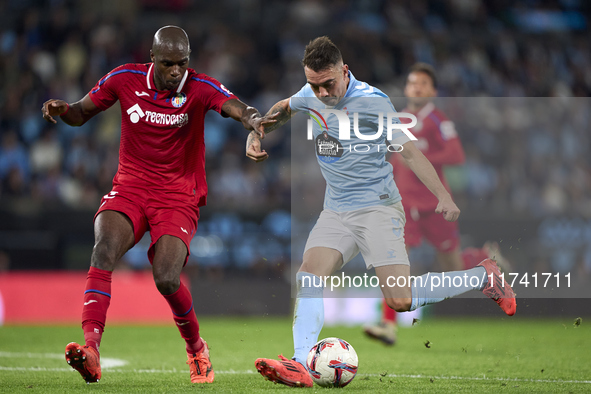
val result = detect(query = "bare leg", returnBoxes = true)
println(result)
[91,210,135,271]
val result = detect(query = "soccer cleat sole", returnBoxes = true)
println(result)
[255,359,310,388]
[498,298,517,316]
[477,259,517,316]
[65,343,100,383]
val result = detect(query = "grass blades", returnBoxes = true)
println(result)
[0,317,589,393]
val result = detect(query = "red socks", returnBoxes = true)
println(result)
[82,267,112,352]
[382,298,397,324]
[81,268,202,354]
[162,282,203,354]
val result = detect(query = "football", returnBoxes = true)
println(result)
[306,337,359,388]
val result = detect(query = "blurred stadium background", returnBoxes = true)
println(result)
[0,0,590,325]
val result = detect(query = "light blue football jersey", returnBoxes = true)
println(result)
[290,72,411,212]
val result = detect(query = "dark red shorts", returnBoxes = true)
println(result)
[95,185,199,264]
[403,205,459,252]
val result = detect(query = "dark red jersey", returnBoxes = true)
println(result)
[391,102,465,211]
[89,63,237,207]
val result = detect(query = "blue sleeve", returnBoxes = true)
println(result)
[289,85,312,113]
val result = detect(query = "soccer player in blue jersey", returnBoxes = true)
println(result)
[246,36,515,388]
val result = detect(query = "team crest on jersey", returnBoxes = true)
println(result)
[171,92,187,108]
[315,131,343,163]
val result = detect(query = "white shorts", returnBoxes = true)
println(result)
[304,202,409,269]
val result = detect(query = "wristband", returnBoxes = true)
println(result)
[60,103,70,116]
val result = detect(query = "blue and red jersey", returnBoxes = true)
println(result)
[89,63,237,207]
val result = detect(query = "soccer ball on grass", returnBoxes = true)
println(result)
[306,337,358,388]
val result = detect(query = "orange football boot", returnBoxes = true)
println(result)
[255,355,313,387]
[187,340,214,383]
[65,342,101,383]
[478,258,516,316]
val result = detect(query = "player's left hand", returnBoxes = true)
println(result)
[435,195,460,222]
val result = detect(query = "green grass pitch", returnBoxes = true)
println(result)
[0,316,589,393]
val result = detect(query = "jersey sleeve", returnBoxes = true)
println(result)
[191,74,238,114]
[88,66,125,110]
[288,85,312,114]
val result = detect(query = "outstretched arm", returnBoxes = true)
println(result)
[221,98,277,136]
[259,98,293,134]
[399,141,460,222]
[42,94,101,126]
[245,98,293,162]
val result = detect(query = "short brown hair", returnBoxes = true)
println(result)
[301,36,343,72]
[408,62,437,89]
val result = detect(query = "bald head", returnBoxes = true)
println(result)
[150,26,191,91]
[152,26,190,57]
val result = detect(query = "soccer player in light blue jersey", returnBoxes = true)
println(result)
[247,36,515,388]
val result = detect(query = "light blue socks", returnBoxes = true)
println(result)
[410,267,487,311]
[292,272,324,366]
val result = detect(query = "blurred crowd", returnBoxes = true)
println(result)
[435,97,591,219]
[1,0,590,271]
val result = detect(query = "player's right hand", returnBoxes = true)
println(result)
[42,99,68,124]
[246,131,269,163]
[435,194,460,222]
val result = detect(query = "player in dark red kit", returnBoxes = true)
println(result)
[364,63,509,345]
[42,26,271,384]
[393,63,466,271]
